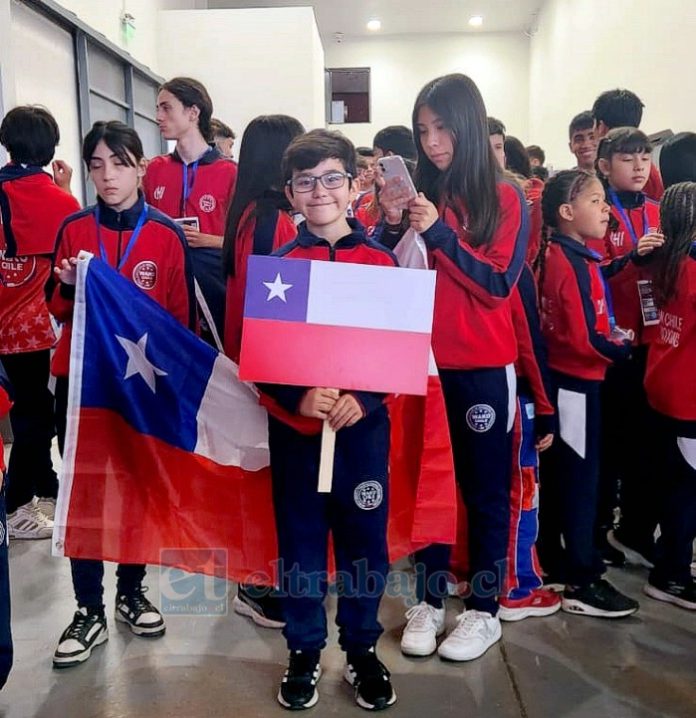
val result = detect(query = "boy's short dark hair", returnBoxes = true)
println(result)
[568,111,594,139]
[282,129,357,185]
[487,116,506,138]
[597,127,653,162]
[83,121,144,168]
[372,125,417,160]
[159,77,213,141]
[532,165,549,182]
[526,145,545,165]
[660,132,696,188]
[592,89,644,129]
[210,118,235,140]
[0,105,60,166]
[356,146,374,158]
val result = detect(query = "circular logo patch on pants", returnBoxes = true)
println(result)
[354,480,383,510]
[466,404,496,433]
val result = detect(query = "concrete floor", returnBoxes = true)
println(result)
[1,542,695,718]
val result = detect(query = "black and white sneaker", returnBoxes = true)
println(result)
[644,578,696,611]
[53,607,108,668]
[277,649,322,710]
[562,579,639,618]
[233,583,285,628]
[115,588,166,637]
[344,647,396,711]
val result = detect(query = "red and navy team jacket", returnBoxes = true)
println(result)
[540,233,631,381]
[224,198,297,362]
[511,263,556,437]
[586,189,660,343]
[49,193,195,377]
[142,147,237,236]
[419,181,528,371]
[258,218,397,436]
[644,245,696,424]
[0,165,81,355]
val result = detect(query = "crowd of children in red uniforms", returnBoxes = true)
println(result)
[1,76,695,713]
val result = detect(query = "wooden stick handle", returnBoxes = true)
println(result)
[318,419,336,493]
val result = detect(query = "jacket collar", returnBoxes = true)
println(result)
[607,188,645,210]
[551,232,601,262]
[170,146,221,166]
[295,217,366,249]
[95,191,146,230]
[0,162,50,184]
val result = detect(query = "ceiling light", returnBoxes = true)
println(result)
[367,18,381,31]
[468,15,484,27]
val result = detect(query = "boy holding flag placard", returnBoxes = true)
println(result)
[239,130,436,712]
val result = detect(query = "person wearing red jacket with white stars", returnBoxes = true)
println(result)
[0,106,80,539]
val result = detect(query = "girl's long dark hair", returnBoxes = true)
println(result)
[222,115,304,276]
[412,73,499,247]
[536,169,595,293]
[651,181,696,306]
[504,136,532,179]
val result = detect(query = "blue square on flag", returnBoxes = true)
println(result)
[244,256,310,322]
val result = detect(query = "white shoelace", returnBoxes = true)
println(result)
[404,602,439,632]
[450,610,488,639]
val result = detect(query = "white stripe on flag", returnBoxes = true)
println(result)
[306,261,435,334]
[194,354,270,471]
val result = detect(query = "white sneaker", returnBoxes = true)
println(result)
[400,601,445,656]
[437,610,501,662]
[35,496,56,521]
[7,500,54,539]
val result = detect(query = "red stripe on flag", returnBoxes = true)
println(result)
[239,319,431,395]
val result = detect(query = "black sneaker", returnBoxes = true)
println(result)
[644,578,696,611]
[115,587,166,637]
[562,579,639,618]
[53,607,108,668]
[344,647,396,711]
[233,583,285,628]
[277,649,322,710]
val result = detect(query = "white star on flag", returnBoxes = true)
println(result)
[263,273,293,303]
[116,333,167,393]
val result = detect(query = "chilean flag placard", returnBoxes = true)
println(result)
[239,255,436,395]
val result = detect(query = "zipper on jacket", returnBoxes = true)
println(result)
[116,211,123,267]
[328,244,336,261]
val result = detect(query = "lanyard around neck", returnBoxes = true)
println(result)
[181,160,200,212]
[94,202,149,271]
[608,188,649,247]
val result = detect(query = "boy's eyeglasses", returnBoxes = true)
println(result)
[287,171,352,193]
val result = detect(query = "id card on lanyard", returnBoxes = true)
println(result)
[94,203,148,272]
[180,160,199,216]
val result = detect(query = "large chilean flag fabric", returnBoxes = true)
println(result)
[54,255,456,580]
[239,255,436,395]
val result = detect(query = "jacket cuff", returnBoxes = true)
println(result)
[534,412,557,439]
[349,391,386,418]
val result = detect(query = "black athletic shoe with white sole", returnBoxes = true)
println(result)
[344,647,396,711]
[644,578,696,611]
[115,588,166,637]
[53,607,108,668]
[233,583,285,628]
[277,650,322,710]
[562,579,639,618]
